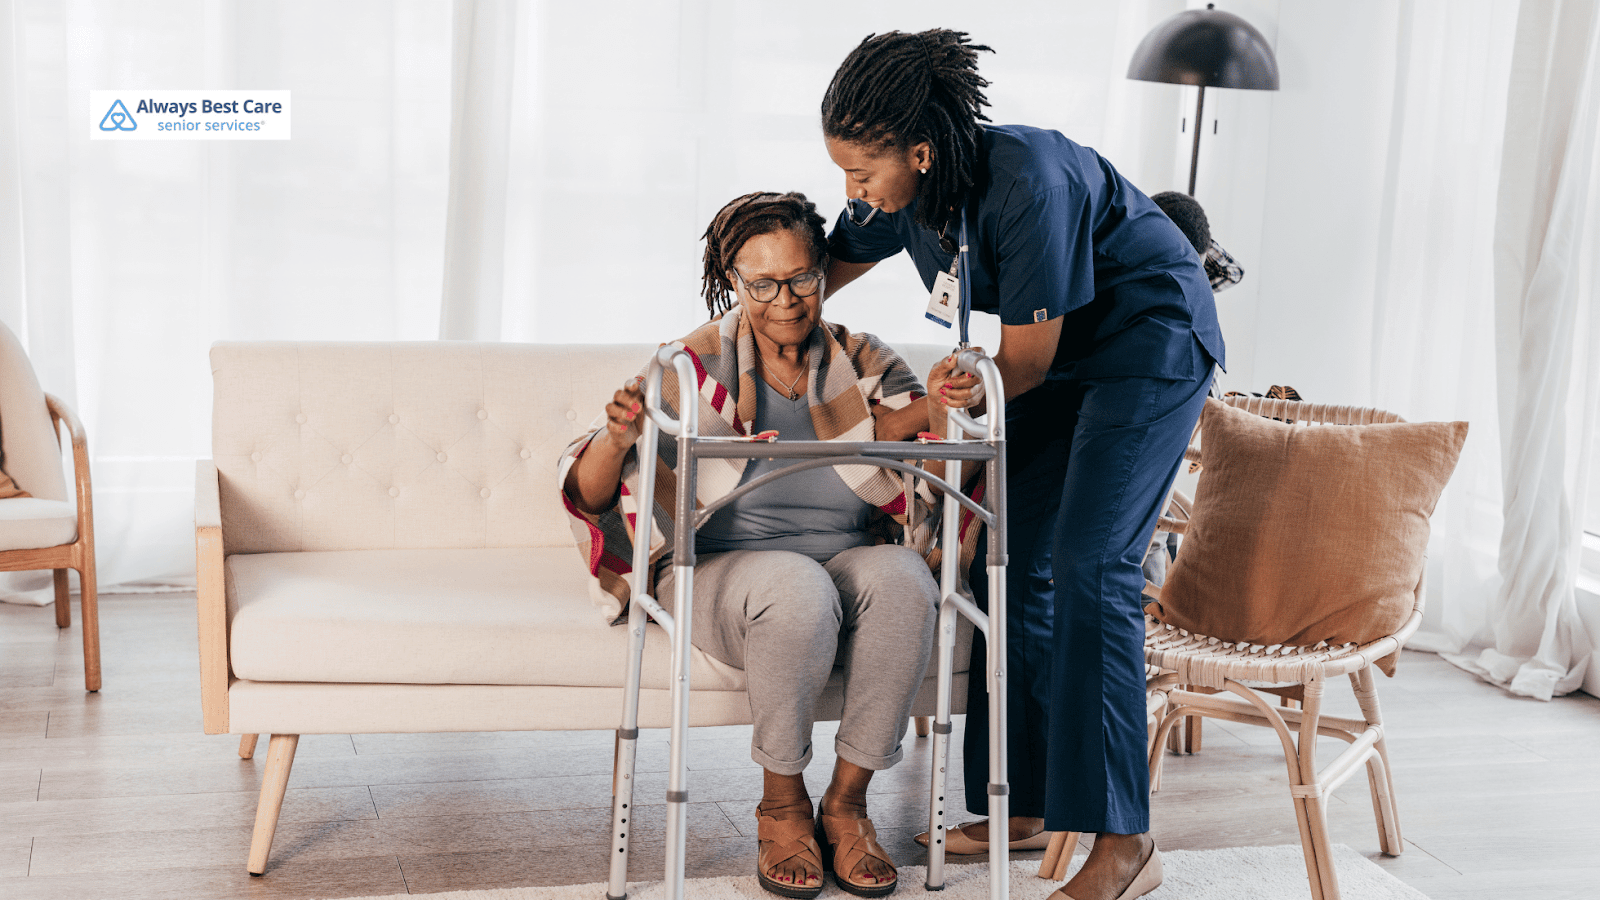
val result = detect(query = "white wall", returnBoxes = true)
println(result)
[1192,1,1404,403]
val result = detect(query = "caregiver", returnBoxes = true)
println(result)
[818,29,1224,900]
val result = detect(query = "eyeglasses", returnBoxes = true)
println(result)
[732,267,823,303]
[846,198,879,227]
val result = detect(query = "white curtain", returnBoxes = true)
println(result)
[1465,0,1599,699]
[1,0,452,591]
[1363,1,1519,662]
[438,0,521,341]
[1365,0,1599,700]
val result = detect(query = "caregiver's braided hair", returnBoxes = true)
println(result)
[701,191,828,318]
[821,29,993,233]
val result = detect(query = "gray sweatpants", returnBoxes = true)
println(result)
[657,544,939,775]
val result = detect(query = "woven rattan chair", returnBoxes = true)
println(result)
[1038,396,1417,900]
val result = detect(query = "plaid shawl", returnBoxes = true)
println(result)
[558,308,980,623]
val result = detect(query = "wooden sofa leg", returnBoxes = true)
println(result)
[77,563,101,692]
[239,734,260,759]
[248,734,299,875]
[913,716,931,737]
[53,569,70,628]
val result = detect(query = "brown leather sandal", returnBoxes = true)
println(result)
[756,814,825,899]
[816,813,898,897]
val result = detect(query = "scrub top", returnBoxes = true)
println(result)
[828,124,1225,383]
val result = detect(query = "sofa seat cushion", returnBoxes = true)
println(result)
[228,547,971,690]
[0,497,78,549]
[227,548,749,689]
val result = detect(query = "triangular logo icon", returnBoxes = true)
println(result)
[99,99,136,132]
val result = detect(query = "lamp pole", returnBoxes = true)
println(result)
[1188,85,1205,196]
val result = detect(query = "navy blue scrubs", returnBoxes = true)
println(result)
[828,125,1224,834]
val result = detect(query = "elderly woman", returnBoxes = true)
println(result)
[561,191,970,899]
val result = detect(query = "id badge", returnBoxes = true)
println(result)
[926,271,959,328]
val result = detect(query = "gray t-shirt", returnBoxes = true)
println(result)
[694,379,876,562]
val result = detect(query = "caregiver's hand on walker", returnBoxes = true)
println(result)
[926,351,984,417]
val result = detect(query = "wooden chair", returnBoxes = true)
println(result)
[1039,397,1419,900]
[0,321,99,691]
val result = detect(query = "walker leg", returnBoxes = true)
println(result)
[986,559,1010,900]
[662,565,695,900]
[607,604,650,900]
[926,600,959,891]
[927,475,966,892]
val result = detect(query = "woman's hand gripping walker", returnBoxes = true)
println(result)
[607,345,1011,900]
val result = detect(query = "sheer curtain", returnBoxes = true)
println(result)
[1363,1,1518,666]
[2,0,451,592]
[1467,0,1599,699]
[1364,0,1598,700]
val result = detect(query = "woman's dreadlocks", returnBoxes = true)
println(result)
[700,191,828,318]
[821,29,993,233]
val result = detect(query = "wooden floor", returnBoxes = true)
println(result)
[2,593,1598,900]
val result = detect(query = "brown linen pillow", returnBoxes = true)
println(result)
[1150,399,1467,676]
[0,466,28,499]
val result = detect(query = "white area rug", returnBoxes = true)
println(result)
[322,844,1430,900]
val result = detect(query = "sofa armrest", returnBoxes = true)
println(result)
[195,460,229,734]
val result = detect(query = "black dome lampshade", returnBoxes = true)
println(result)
[1127,3,1280,195]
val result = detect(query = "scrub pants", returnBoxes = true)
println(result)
[963,359,1211,835]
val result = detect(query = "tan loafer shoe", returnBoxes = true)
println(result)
[913,821,1052,855]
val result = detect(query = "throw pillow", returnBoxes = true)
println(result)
[1150,399,1467,676]
[0,465,28,499]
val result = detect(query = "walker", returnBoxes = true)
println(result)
[605,344,1011,900]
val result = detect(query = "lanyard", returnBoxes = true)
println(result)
[956,208,971,348]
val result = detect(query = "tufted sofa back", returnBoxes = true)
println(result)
[212,341,955,555]
[211,342,656,554]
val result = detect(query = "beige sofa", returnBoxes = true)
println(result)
[195,340,969,875]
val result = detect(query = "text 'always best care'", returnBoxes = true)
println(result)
[136,98,285,117]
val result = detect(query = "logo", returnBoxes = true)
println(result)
[90,91,290,141]
[98,99,136,132]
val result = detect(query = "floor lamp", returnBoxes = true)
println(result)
[1127,3,1279,196]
